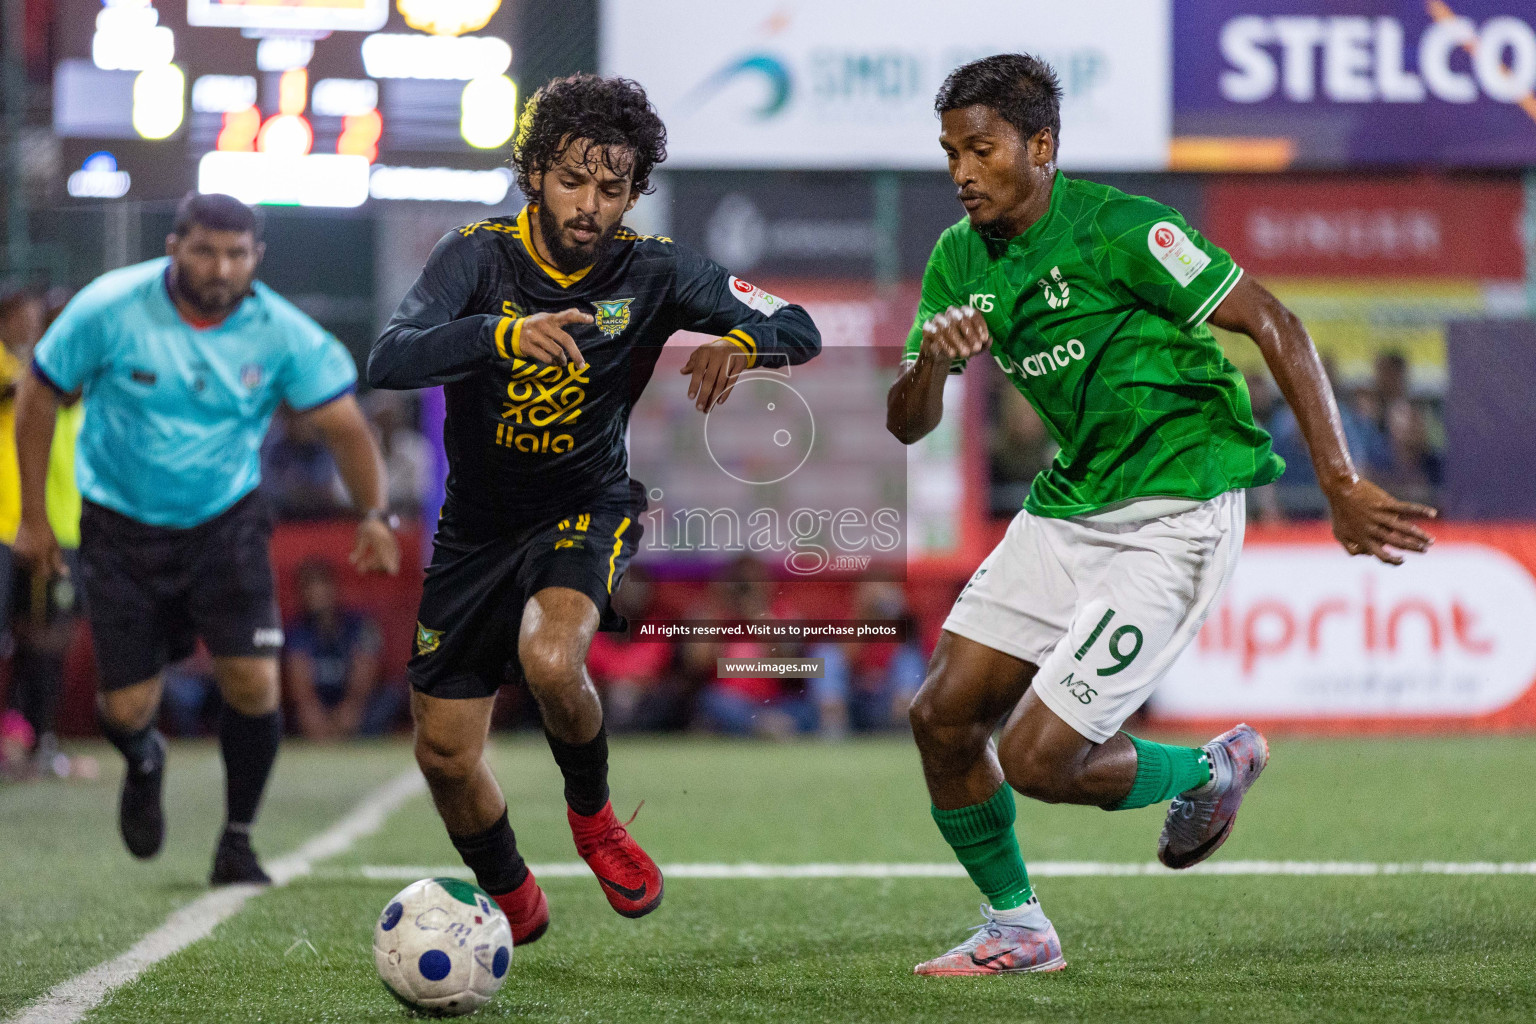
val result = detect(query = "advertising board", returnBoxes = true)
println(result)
[1149,526,1536,731]
[1174,1,1536,167]
[601,0,1171,170]
[1204,175,1525,279]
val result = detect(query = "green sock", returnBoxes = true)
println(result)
[931,785,1033,910]
[1113,734,1212,810]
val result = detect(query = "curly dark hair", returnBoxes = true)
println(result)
[511,74,668,198]
[934,54,1062,155]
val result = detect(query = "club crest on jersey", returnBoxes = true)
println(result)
[1037,266,1070,310]
[592,298,635,337]
[415,623,444,656]
[240,363,264,389]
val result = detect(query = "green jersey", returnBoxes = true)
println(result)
[905,172,1284,518]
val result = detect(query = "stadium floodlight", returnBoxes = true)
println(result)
[360,33,512,80]
[187,0,388,34]
[132,65,185,140]
[67,152,132,199]
[192,75,258,114]
[459,75,518,149]
[369,165,512,205]
[217,107,261,152]
[92,7,174,71]
[396,0,502,37]
[198,151,370,207]
[256,38,315,73]
[312,79,379,118]
[256,114,314,157]
[338,111,384,162]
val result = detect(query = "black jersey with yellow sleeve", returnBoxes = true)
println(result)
[368,206,821,524]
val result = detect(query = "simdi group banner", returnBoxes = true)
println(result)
[1148,526,1536,731]
[599,0,1171,170]
[1174,1,1536,167]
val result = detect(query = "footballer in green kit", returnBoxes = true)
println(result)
[888,55,1437,975]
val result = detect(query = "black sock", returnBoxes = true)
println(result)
[14,646,65,740]
[545,726,610,817]
[450,809,529,895]
[219,707,281,829]
[99,714,158,774]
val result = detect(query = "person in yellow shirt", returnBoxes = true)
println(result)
[2,286,83,778]
[0,287,42,547]
[1,286,46,638]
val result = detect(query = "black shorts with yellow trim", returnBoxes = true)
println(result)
[407,479,645,700]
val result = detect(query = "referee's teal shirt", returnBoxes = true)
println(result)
[32,257,357,528]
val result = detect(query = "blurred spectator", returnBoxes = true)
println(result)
[1241,372,1286,523]
[695,557,818,739]
[811,583,926,737]
[1265,357,1395,519]
[283,559,402,740]
[1,285,47,657]
[1371,352,1443,502]
[0,283,45,358]
[2,285,88,779]
[1244,369,1281,427]
[262,407,349,519]
[364,390,432,517]
[160,647,221,737]
[587,567,685,732]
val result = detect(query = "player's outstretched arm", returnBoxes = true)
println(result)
[676,301,821,413]
[887,305,988,444]
[300,394,401,576]
[12,370,66,578]
[1210,276,1435,565]
[668,245,822,412]
[368,232,509,390]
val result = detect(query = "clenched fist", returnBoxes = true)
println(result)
[921,305,992,363]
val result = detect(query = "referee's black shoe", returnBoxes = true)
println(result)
[119,732,167,859]
[210,827,272,886]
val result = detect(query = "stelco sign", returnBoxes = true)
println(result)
[1218,14,1536,105]
[1152,539,1536,724]
[1175,1,1536,166]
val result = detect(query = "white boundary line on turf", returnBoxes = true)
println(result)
[5,770,425,1024]
[341,859,1536,881]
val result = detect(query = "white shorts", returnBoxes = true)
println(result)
[942,490,1245,743]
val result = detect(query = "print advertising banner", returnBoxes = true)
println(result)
[1174,1,1536,167]
[1149,526,1536,731]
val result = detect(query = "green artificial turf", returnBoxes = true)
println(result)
[2,734,1533,1023]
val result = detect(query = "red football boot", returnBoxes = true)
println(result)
[489,870,550,946]
[568,801,664,918]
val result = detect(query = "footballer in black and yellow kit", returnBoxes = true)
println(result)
[368,74,821,944]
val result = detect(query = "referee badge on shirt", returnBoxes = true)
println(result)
[240,363,264,389]
[592,298,634,338]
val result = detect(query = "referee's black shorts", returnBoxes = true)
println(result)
[408,479,645,700]
[79,491,283,692]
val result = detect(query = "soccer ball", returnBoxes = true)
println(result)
[374,877,513,1016]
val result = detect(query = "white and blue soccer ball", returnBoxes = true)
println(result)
[374,877,513,1016]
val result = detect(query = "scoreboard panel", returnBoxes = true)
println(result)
[54,0,518,207]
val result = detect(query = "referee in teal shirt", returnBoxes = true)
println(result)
[13,194,400,884]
